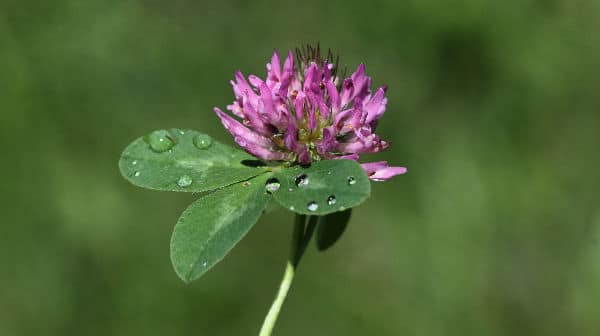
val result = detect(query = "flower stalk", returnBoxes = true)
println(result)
[258,214,318,336]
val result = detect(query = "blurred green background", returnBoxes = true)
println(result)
[2,0,600,335]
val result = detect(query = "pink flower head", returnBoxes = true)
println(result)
[215,45,407,181]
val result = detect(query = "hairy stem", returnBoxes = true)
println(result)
[258,214,317,336]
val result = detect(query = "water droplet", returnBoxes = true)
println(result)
[287,188,294,192]
[347,176,356,185]
[265,178,281,193]
[327,195,337,205]
[327,171,332,175]
[289,206,295,211]
[339,206,346,211]
[177,175,193,187]
[242,181,251,187]
[307,201,319,212]
[295,174,309,187]
[145,130,176,153]
[132,160,138,165]
[134,171,141,177]
[193,134,213,149]
[202,261,208,267]
[177,129,185,135]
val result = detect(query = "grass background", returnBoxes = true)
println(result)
[2,0,600,335]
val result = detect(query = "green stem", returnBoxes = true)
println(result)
[258,214,317,336]
[258,261,295,336]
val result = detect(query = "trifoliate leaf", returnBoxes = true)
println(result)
[170,174,270,283]
[119,129,267,193]
[270,160,370,215]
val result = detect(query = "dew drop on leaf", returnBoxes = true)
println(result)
[295,174,309,187]
[193,134,213,149]
[134,171,141,177]
[265,178,281,193]
[177,175,193,188]
[307,201,319,212]
[132,160,138,165]
[327,195,337,205]
[145,130,176,153]
[347,176,356,185]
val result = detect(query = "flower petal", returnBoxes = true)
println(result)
[294,91,306,120]
[279,51,296,97]
[216,108,290,161]
[258,82,285,129]
[214,107,275,151]
[351,63,371,101]
[241,93,272,135]
[296,145,311,164]
[283,50,294,74]
[340,78,354,107]
[267,50,281,83]
[333,107,355,133]
[364,86,387,125]
[334,154,360,161]
[226,98,244,118]
[316,127,336,155]
[231,71,258,105]
[303,63,322,94]
[326,81,341,114]
[284,117,298,151]
[361,161,407,180]
[336,132,389,154]
[248,74,264,88]
[235,137,290,161]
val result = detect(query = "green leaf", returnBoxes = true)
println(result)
[170,174,271,283]
[119,129,266,192]
[316,209,352,251]
[271,159,371,215]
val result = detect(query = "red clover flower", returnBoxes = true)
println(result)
[215,45,407,180]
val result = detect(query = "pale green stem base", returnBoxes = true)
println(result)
[258,261,295,336]
[258,215,317,336]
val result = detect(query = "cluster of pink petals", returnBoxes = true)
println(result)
[214,50,407,181]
